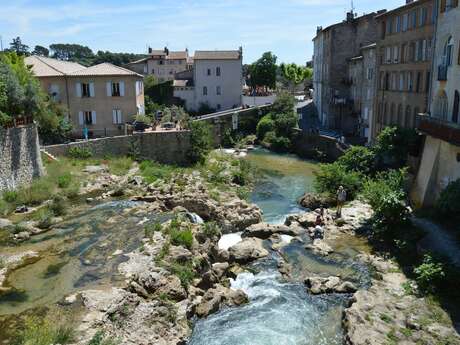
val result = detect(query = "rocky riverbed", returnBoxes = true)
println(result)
[1,150,459,345]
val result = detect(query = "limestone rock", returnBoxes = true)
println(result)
[298,193,332,209]
[242,222,300,240]
[228,238,269,264]
[305,276,357,294]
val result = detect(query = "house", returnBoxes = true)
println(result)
[312,10,384,134]
[347,43,378,142]
[25,56,144,138]
[411,0,460,207]
[173,48,243,112]
[125,47,191,82]
[372,0,435,140]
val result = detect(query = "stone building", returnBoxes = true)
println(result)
[173,49,243,112]
[372,0,435,140]
[125,47,192,82]
[312,10,384,134]
[411,1,460,207]
[26,56,145,138]
[348,43,377,142]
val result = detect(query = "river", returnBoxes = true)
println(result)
[188,149,371,345]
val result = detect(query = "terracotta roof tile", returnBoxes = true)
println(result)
[25,56,86,77]
[67,63,143,77]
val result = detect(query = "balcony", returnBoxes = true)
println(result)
[438,65,448,81]
[416,114,460,146]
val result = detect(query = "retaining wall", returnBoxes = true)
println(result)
[0,124,44,191]
[45,130,191,165]
[294,132,346,162]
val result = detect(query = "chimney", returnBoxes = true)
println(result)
[148,47,152,54]
[346,11,354,22]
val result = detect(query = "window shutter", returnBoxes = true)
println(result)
[120,81,125,96]
[441,0,446,12]
[135,81,139,96]
[78,111,84,125]
[89,83,95,97]
[107,82,112,97]
[92,111,97,124]
[118,110,123,123]
[112,110,117,124]
[76,83,82,97]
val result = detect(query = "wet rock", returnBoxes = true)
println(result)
[212,262,229,279]
[228,238,269,264]
[14,231,30,241]
[305,276,356,294]
[305,239,334,256]
[242,222,300,240]
[168,245,193,263]
[227,264,245,279]
[193,284,248,318]
[15,205,29,213]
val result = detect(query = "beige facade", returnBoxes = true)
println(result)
[373,0,435,140]
[26,56,144,138]
[126,48,191,82]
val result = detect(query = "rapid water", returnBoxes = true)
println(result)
[188,149,369,345]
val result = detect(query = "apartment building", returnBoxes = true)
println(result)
[348,43,378,142]
[25,56,144,138]
[373,0,435,140]
[411,0,460,206]
[173,48,243,112]
[312,10,384,133]
[126,47,191,82]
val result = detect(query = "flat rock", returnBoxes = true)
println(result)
[305,276,357,294]
[242,222,300,239]
[228,238,269,264]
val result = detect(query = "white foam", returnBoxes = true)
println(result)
[218,232,242,250]
[280,234,294,243]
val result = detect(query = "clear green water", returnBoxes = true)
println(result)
[246,148,317,224]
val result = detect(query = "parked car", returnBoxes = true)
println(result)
[132,121,151,132]
[161,122,175,130]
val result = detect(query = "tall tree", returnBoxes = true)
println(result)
[49,43,94,65]
[280,63,313,93]
[32,45,49,57]
[248,52,277,93]
[9,37,29,56]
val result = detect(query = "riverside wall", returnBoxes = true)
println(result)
[293,131,346,162]
[44,130,191,165]
[0,124,44,191]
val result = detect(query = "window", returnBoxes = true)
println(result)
[402,13,409,31]
[385,46,392,63]
[453,90,459,123]
[207,68,211,76]
[82,83,91,97]
[396,16,401,32]
[216,86,221,95]
[112,82,120,97]
[444,36,454,66]
[390,103,396,124]
[399,72,405,91]
[408,72,413,91]
[367,68,373,80]
[84,111,93,125]
[405,106,412,127]
[425,71,431,92]
[159,60,164,65]
[387,18,393,34]
[410,10,417,29]
[436,91,448,119]
[216,67,221,76]
[203,86,207,95]
[113,109,123,124]
[401,44,407,63]
[217,104,221,110]
[393,45,399,63]
[151,69,155,74]
[416,71,422,92]
[398,104,403,126]
[420,7,428,26]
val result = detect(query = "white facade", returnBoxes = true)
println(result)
[173,49,243,112]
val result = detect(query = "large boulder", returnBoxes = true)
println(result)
[298,193,332,209]
[193,284,248,318]
[228,238,269,264]
[242,223,300,240]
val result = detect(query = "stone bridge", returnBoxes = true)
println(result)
[194,104,272,145]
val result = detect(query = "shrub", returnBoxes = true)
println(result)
[139,160,175,184]
[231,159,253,186]
[14,316,75,345]
[49,196,67,216]
[87,331,117,345]
[256,115,274,140]
[202,222,221,238]
[68,147,93,159]
[169,227,193,250]
[16,178,54,205]
[188,121,213,164]
[108,157,133,176]
[222,128,236,148]
[271,111,298,138]
[414,254,445,293]
[362,169,407,209]
[435,179,460,222]
[35,208,54,229]
[144,222,162,240]
[337,146,376,175]
[3,190,18,203]
[170,262,195,288]
[57,173,72,189]
[313,162,363,200]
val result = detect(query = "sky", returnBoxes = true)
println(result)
[0,0,405,64]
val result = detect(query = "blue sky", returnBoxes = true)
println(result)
[0,0,404,64]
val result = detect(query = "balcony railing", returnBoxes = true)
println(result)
[438,65,448,81]
[416,113,460,146]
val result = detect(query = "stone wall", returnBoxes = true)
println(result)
[0,125,44,191]
[294,131,346,162]
[45,131,191,165]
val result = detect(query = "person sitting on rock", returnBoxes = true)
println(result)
[315,214,324,227]
[314,225,324,240]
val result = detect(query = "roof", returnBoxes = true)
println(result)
[167,51,188,60]
[194,50,241,60]
[361,43,377,50]
[173,80,189,87]
[26,56,143,78]
[376,0,431,18]
[67,63,143,77]
[25,56,86,77]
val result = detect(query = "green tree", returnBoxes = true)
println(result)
[188,121,212,164]
[9,37,29,56]
[49,43,94,65]
[337,145,376,175]
[248,52,277,92]
[280,63,312,92]
[32,45,49,57]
